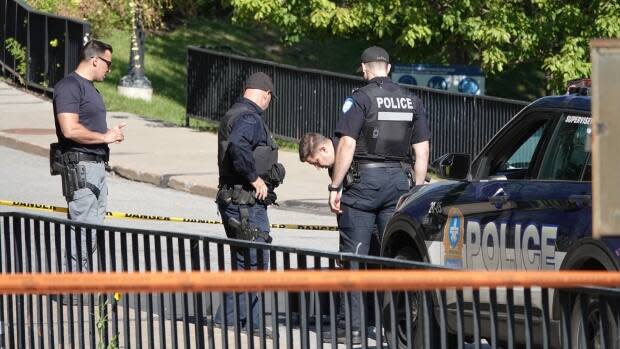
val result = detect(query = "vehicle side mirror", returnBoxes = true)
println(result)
[432,153,471,180]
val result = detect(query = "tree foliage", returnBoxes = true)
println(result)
[27,0,173,34]
[229,0,620,93]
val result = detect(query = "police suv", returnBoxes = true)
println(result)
[380,87,618,348]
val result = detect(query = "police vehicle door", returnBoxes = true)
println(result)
[446,110,556,342]
[502,112,592,270]
[508,111,592,328]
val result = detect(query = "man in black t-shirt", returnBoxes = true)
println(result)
[52,39,125,272]
[298,132,338,171]
[53,39,125,224]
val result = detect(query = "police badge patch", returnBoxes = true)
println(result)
[342,98,354,113]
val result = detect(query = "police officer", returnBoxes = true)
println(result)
[214,72,284,337]
[327,46,430,342]
[52,40,126,274]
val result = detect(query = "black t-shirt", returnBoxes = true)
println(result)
[53,72,109,156]
[327,136,340,178]
[334,77,431,145]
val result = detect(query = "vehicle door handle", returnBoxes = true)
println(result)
[569,194,591,207]
[489,195,508,205]
[489,188,508,207]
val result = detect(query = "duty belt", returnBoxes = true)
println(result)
[65,152,107,163]
[356,162,402,169]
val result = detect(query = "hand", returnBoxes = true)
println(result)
[251,177,268,200]
[104,123,127,144]
[329,190,341,214]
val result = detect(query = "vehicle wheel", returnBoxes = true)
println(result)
[383,248,451,348]
[570,294,619,349]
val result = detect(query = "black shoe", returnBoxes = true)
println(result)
[323,327,362,345]
[212,322,235,330]
[213,322,274,339]
[251,327,274,339]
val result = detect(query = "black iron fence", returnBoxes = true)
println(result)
[186,46,529,160]
[0,0,90,93]
[2,211,619,348]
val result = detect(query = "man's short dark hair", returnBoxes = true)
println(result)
[299,132,326,162]
[365,61,389,72]
[79,40,113,62]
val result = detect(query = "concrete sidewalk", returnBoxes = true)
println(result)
[0,81,330,214]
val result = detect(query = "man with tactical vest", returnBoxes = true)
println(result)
[326,46,430,343]
[214,72,285,336]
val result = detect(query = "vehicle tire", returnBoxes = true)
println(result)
[383,248,452,348]
[570,294,619,349]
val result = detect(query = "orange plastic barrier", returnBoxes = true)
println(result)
[0,270,619,295]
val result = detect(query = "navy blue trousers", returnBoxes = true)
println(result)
[339,167,410,329]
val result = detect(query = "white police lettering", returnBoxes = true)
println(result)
[565,115,591,125]
[376,97,414,110]
[465,221,557,270]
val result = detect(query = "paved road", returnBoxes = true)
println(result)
[0,145,339,251]
[0,145,491,348]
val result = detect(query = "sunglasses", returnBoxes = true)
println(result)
[94,56,112,70]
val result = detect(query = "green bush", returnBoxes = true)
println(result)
[5,38,27,85]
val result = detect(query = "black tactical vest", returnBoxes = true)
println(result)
[354,80,417,162]
[218,102,278,185]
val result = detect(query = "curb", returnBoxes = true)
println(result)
[0,134,48,158]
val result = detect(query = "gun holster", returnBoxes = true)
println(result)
[227,216,272,243]
[60,160,86,201]
[56,150,102,201]
[343,162,360,190]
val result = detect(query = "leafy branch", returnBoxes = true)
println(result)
[5,38,27,85]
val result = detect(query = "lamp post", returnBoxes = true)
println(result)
[117,1,153,101]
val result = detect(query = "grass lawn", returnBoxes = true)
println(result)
[97,17,370,131]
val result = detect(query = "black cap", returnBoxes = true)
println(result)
[245,72,276,98]
[360,46,390,63]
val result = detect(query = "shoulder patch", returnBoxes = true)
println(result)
[342,98,354,113]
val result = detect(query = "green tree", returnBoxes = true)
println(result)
[27,0,173,34]
[229,0,620,93]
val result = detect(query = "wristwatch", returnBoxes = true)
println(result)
[328,184,340,192]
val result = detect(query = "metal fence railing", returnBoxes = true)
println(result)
[2,211,620,348]
[186,46,529,161]
[0,0,90,93]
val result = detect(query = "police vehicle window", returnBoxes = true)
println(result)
[489,122,548,179]
[505,127,545,169]
[538,114,591,181]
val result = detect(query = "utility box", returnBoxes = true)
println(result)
[591,39,620,238]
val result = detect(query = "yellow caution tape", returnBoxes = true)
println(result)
[0,199,339,231]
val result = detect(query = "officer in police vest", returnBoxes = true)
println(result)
[327,46,430,342]
[214,72,284,336]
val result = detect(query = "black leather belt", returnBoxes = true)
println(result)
[357,162,402,169]
[76,152,106,163]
